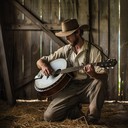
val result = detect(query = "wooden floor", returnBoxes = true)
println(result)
[0,100,128,128]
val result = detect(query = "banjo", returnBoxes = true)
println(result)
[34,58,117,97]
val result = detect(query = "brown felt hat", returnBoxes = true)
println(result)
[55,19,89,37]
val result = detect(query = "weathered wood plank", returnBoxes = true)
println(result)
[30,31,41,99]
[10,0,65,47]
[8,24,61,31]
[22,31,32,99]
[90,0,99,45]
[78,0,89,25]
[42,32,51,56]
[0,24,15,104]
[99,0,109,57]
[51,0,59,24]
[13,31,24,85]
[89,0,118,100]
[120,0,128,100]
[109,0,119,100]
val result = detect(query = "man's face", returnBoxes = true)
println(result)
[66,32,79,47]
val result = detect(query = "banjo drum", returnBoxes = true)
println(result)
[34,58,73,97]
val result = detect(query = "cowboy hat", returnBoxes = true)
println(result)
[55,19,89,37]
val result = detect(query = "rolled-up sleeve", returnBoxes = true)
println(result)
[90,46,108,74]
[41,45,71,62]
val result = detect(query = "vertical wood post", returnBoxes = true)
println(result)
[0,24,15,105]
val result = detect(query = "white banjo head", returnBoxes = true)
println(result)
[34,58,67,91]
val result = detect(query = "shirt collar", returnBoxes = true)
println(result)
[81,40,89,51]
[68,40,89,52]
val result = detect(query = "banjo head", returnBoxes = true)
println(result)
[34,58,67,92]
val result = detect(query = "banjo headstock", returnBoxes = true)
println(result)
[97,59,117,69]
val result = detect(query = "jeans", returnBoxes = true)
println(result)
[43,78,108,121]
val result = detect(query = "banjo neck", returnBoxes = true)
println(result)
[60,58,117,74]
[60,63,98,74]
[61,65,83,74]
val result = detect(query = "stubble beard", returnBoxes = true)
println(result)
[71,39,79,47]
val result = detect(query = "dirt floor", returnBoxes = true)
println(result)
[0,100,128,128]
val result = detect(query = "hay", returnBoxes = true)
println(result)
[0,100,128,128]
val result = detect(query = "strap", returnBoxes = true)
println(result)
[85,42,91,79]
[86,42,91,64]
[65,47,72,67]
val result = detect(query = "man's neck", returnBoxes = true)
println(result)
[74,38,84,53]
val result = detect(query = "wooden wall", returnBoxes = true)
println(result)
[88,0,119,100]
[0,0,89,101]
[109,0,119,100]
[1,0,128,103]
[120,0,128,100]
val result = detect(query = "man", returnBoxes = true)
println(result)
[36,19,108,124]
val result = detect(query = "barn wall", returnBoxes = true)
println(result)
[0,0,89,100]
[120,0,128,100]
[90,0,119,100]
[109,0,119,100]
[0,0,125,102]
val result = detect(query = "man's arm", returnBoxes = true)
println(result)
[84,64,108,80]
[36,59,53,76]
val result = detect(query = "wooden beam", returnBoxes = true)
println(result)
[5,24,61,31]
[0,24,15,105]
[10,0,65,46]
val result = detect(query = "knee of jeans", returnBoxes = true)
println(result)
[97,79,107,89]
[88,107,101,119]
[44,110,54,121]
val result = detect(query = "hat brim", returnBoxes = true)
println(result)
[55,24,89,37]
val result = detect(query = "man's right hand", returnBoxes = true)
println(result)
[36,59,53,77]
[40,64,53,76]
